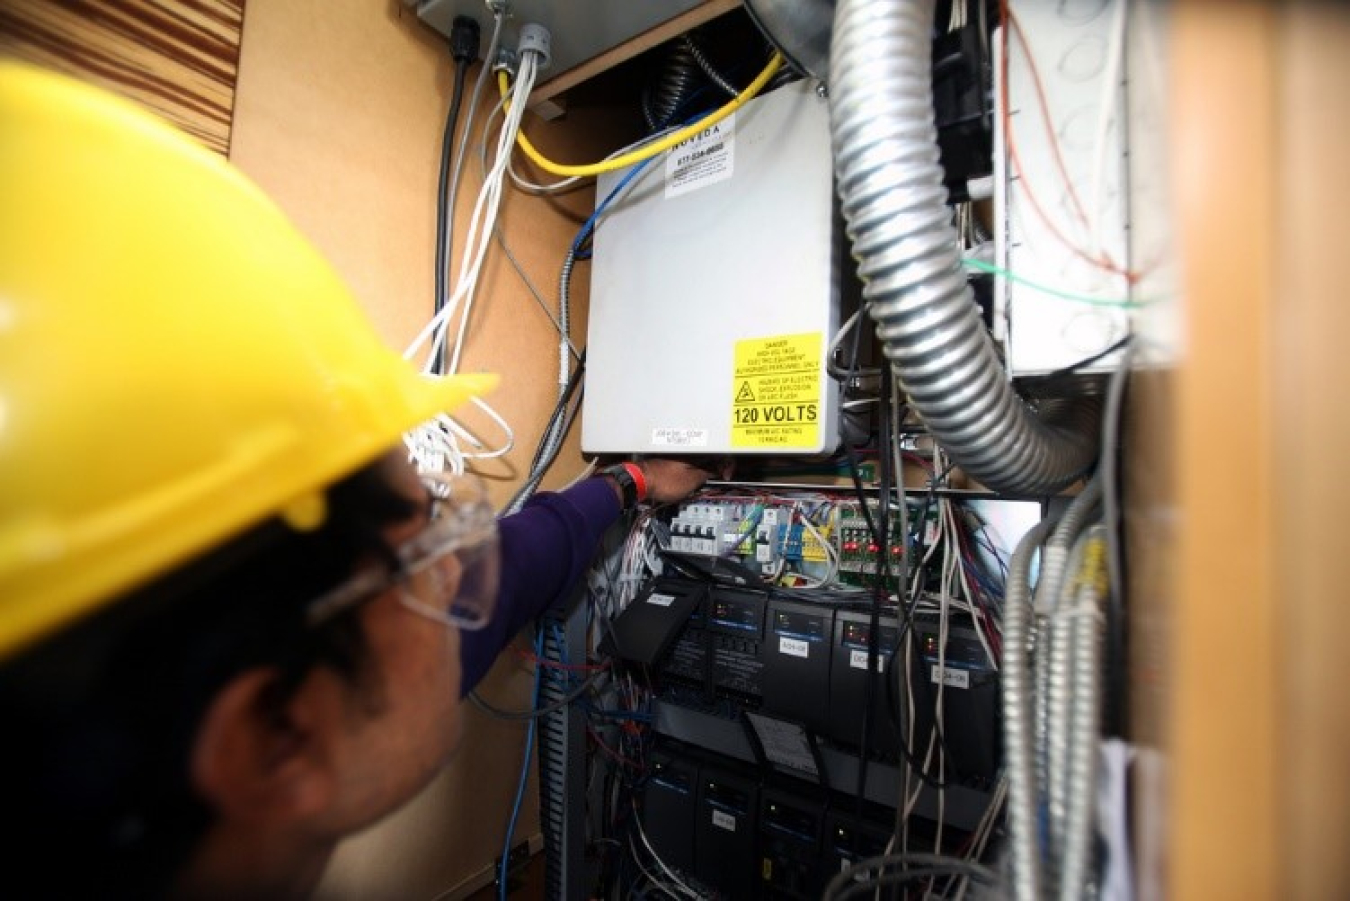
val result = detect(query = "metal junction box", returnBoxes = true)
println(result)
[583,81,841,455]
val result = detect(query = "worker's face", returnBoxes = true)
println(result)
[184,452,484,894]
[317,453,468,833]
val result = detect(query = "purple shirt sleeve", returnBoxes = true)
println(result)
[458,478,622,696]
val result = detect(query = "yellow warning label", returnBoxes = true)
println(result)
[731,332,822,449]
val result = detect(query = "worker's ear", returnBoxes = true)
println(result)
[190,667,341,827]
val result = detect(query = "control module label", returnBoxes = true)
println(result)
[731,332,822,449]
[666,112,735,198]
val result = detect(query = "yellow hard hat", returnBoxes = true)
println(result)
[0,62,497,660]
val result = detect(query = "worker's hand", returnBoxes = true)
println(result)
[638,457,731,504]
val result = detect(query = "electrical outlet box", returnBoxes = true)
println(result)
[994,0,1132,376]
[404,0,705,81]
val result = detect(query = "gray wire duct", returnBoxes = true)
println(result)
[1003,516,1056,901]
[829,0,1100,496]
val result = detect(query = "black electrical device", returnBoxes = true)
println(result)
[759,785,828,899]
[826,609,904,760]
[694,764,759,898]
[761,598,835,733]
[661,594,708,689]
[707,586,768,701]
[640,746,699,874]
[601,578,707,666]
[905,612,1001,784]
[823,806,894,881]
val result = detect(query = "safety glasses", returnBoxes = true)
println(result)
[306,471,501,631]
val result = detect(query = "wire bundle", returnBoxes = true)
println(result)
[401,9,543,476]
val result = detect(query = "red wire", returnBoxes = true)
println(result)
[999,0,1141,284]
[903,451,936,472]
[512,645,610,672]
[1006,8,1093,232]
[587,724,643,770]
[951,510,1004,662]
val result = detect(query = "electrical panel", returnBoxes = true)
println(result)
[627,580,1002,776]
[583,80,841,455]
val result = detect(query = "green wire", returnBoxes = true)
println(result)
[962,257,1158,308]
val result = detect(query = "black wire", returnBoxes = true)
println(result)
[468,670,605,722]
[1102,340,1133,737]
[432,57,470,376]
[840,292,881,820]
[1018,334,1132,396]
[836,313,964,805]
[853,359,892,820]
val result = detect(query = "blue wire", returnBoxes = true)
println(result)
[571,155,656,253]
[551,619,569,663]
[572,104,729,256]
[586,706,654,723]
[498,627,544,901]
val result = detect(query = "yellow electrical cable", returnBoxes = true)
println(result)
[500,52,784,178]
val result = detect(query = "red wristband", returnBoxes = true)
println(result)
[621,462,648,503]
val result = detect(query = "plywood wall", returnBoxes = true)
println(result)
[0,0,244,154]
[228,2,636,896]
[1165,2,1350,897]
[1274,7,1350,896]
[1168,4,1279,897]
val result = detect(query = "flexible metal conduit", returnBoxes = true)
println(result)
[1059,525,1107,901]
[1003,516,1056,901]
[829,0,1099,495]
[1042,479,1103,873]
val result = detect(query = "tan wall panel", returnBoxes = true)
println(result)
[230,1,634,896]
[1169,2,1279,897]
[0,0,243,154]
[1276,6,1350,897]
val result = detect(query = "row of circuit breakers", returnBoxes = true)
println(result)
[608,577,1000,782]
[667,499,911,585]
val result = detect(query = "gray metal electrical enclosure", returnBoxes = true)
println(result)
[582,81,840,456]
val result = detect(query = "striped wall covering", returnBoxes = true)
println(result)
[0,0,246,154]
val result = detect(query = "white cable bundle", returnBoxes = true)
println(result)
[403,41,547,475]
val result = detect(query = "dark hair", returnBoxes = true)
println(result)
[0,457,421,898]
